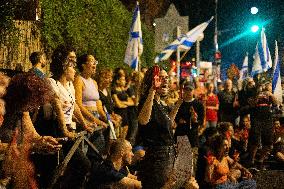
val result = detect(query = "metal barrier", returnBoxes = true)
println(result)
[47,127,104,189]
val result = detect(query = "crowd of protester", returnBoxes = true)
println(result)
[0,45,283,189]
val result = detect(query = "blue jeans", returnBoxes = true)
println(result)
[206,121,217,128]
[140,146,176,189]
[216,179,256,189]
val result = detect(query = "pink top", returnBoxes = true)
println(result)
[81,77,100,107]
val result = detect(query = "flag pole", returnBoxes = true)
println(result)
[180,49,190,62]
[136,1,141,105]
[176,26,181,87]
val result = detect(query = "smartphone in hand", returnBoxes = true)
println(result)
[153,65,161,89]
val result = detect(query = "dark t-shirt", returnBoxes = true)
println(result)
[251,91,275,119]
[137,99,174,147]
[218,90,237,113]
[112,88,128,102]
[99,90,114,114]
[87,159,127,188]
[175,99,205,127]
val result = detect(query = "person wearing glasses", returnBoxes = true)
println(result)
[137,67,183,189]
[74,54,109,156]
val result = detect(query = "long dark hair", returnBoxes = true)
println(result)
[210,135,227,157]
[50,45,75,80]
[3,72,54,129]
[76,54,89,73]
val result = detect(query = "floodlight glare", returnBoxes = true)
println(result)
[251,7,258,15]
[251,25,259,33]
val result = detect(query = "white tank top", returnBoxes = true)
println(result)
[49,78,75,124]
[81,76,100,107]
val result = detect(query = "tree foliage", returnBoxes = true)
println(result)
[0,1,21,53]
[40,0,155,69]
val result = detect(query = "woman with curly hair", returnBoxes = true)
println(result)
[204,135,256,189]
[0,71,61,188]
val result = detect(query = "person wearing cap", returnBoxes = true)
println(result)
[175,81,205,176]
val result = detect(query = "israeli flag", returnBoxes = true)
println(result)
[272,41,282,104]
[260,28,272,70]
[239,52,249,80]
[124,2,143,70]
[251,43,263,76]
[155,17,213,63]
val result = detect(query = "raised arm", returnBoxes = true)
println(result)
[138,87,156,125]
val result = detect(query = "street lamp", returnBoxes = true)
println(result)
[251,7,258,15]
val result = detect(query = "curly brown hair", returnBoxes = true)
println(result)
[96,68,113,90]
[3,72,54,129]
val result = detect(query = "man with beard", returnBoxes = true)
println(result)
[238,77,257,117]
[29,51,48,79]
[87,139,142,189]
[137,67,183,189]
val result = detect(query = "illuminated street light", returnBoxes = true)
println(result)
[251,7,258,15]
[251,25,259,33]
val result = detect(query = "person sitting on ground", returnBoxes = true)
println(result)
[87,139,142,189]
[234,115,251,162]
[272,118,284,162]
[196,127,218,188]
[204,135,256,189]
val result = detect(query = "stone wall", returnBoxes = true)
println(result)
[0,20,44,72]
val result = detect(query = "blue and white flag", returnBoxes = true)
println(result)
[260,28,272,70]
[239,52,249,80]
[251,43,263,76]
[124,2,143,70]
[155,17,213,63]
[272,41,282,104]
[251,28,273,76]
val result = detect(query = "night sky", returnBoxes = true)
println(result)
[173,0,284,75]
